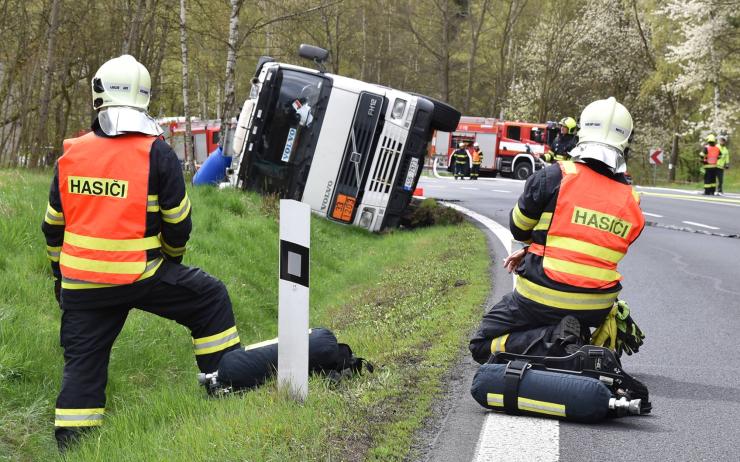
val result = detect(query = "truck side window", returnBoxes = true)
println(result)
[507,126,521,141]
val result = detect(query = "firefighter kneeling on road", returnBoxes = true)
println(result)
[42,55,242,451]
[469,97,646,363]
[453,142,469,180]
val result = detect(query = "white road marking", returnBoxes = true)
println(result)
[440,201,560,462]
[461,187,479,190]
[473,414,559,462]
[491,189,511,193]
[682,220,720,230]
[642,212,663,218]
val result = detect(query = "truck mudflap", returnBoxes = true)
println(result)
[471,345,651,422]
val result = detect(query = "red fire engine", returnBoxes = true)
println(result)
[432,116,559,180]
[159,118,223,164]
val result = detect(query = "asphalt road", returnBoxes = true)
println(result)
[412,173,740,462]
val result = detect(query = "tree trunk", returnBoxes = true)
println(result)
[34,0,62,167]
[220,0,243,153]
[465,0,490,113]
[179,0,194,169]
[123,0,146,55]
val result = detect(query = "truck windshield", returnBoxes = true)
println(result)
[247,69,331,197]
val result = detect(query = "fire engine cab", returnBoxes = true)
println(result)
[432,116,558,180]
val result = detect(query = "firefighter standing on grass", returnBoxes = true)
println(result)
[453,142,469,180]
[470,142,483,180]
[42,55,241,451]
[469,97,645,363]
[700,134,721,195]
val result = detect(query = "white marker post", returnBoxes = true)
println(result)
[278,200,310,401]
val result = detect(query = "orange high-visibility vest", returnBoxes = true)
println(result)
[704,145,720,166]
[471,149,482,164]
[58,132,162,285]
[528,161,644,289]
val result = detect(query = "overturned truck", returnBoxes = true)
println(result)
[229,45,461,232]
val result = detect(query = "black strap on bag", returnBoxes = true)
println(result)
[503,360,529,415]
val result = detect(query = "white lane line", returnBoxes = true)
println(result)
[682,220,720,230]
[643,212,663,218]
[491,189,511,193]
[440,201,560,462]
[461,187,479,190]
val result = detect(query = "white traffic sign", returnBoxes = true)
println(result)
[278,199,310,401]
[649,148,663,165]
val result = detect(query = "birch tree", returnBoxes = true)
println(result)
[180,0,194,169]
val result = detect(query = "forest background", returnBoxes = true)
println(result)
[0,0,737,184]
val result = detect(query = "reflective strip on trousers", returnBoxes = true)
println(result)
[486,393,566,417]
[193,326,240,355]
[490,334,509,354]
[515,276,618,311]
[55,408,105,427]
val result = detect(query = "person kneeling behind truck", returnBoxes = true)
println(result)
[42,55,242,451]
[469,97,645,363]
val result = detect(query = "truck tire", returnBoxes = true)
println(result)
[513,160,533,180]
[412,94,461,132]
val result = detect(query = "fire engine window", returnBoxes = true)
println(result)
[212,131,220,145]
[507,126,521,141]
[452,136,474,148]
[530,129,543,143]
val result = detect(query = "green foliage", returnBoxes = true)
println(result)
[0,169,489,461]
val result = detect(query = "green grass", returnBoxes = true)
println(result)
[0,169,489,461]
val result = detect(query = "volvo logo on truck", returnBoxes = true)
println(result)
[368,98,378,117]
[320,180,334,211]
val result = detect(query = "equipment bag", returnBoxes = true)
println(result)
[201,328,372,394]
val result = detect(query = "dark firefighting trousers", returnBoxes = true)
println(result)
[471,163,481,179]
[703,166,719,195]
[469,291,608,364]
[54,261,240,448]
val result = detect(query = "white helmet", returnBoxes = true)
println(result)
[570,97,633,174]
[92,55,151,111]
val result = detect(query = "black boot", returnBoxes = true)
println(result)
[549,315,584,355]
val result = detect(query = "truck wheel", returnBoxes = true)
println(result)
[413,95,461,132]
[513,161,533,180]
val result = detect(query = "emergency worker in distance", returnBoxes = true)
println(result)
[544,117,578,163]
[716,135,730,195]
[469,97,645,363]
[41,55,241,451]
[700,134,721,195]
[470,142,483,180]
[453,142,470,180]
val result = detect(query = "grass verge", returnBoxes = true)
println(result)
[0,169,489,461]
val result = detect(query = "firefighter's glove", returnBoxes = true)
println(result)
[54,279,61,306]
[615,300,645,356]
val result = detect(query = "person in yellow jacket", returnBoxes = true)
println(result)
[716,135,730,195]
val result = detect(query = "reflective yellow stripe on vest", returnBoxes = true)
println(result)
[486,393,566,417]
[515,276,618,310]
[546,235,625,263]
[64,231,161,251]
[60,258,163,289]
[561,161,578,174]
[542,257,620,283]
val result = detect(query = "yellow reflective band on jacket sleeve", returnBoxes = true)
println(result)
[486,393,566,417]
[632,189,641,204]
[545,236,625,263]
[161,239,186,257]
[543,257,620,283]
[193,326,240,355]
[161,194,191,224]
[54,408,105,427]
[64,231,161,252]
[46,245,61,262]
[490,334,509,354]
[44,203,65,226]
[512,204,538,231]
[515,276,619,311]
[60,258,163,289]
[147,195,160,212]
[533,212,552,231]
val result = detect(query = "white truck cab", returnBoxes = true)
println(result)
[230,45,460,231]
